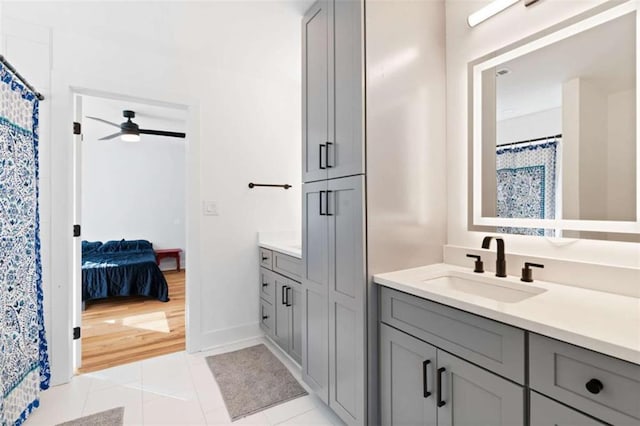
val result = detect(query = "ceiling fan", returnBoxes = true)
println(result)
[86,110,186,142]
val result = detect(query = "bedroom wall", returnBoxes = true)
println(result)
[2,1,306,384]
[81,96,187,268]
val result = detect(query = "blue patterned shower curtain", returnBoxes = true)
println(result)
[496,141,558,236]
[0,63,50,425]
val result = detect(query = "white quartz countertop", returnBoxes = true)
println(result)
[258,241,301,259]
[374,263,640,365]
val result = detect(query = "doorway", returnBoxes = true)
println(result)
[72,92,189,373]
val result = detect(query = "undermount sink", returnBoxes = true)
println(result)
[423,273,547,303]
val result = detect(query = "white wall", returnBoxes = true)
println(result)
[607,89,636,222]
[81,96,187,264]
[2,1,306,384]
[446,0,640,268]
[496,107,561,145]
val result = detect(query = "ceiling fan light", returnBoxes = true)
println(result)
[121,133,140,142]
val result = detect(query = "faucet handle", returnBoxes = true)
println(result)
[521,262,544,282]
[466,254,484,273]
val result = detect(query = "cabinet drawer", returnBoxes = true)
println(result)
[259,248,273,269]
[530,391,606,426]
[259,299,274,337]
[380,287,525,384]
[259,267,275,304]
[530,333,640,425]
[273,251,301,281]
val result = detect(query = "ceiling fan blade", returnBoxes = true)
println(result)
[99,132,122,140]
[139,129,186,138]
[86,116,121,128]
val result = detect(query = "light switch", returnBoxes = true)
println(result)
[203,201,219,216]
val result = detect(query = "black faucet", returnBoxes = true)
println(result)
[481,236,507,277]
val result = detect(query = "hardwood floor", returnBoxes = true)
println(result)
[79,270,185,373]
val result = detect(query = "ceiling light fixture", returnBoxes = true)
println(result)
[121,133,140,143]
[468,0,520,27]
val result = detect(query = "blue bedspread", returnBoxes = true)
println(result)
[82,240,169,302]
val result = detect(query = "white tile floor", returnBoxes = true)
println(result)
[26,338,344,426]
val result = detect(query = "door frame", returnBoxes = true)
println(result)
[67,86,203,377]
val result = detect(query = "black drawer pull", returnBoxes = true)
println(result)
[319,191,326,216]
[262,256,268,261]
[326,190,333,216]
[422,360,431,398]
[262,314,269,320]
[319,144,326,169]
[286,286,292,307]
[326,142,333,168]
[586,379,604,395]
[281,286,287,305]
[262,281,268,288]
[437,367,446,407]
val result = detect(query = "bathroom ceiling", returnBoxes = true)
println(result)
[495,12,635,122]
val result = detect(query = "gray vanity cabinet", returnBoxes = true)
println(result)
[302,179,330,402]
[302,0,329,183]
[380,288,525,426]
[274,275,291,351]
[302,175,366,421]
[302,0,364,184]
[437,350,524,426]
[381,324,438,426]
[327,175,366,424]
[258,248,302,365]
[530,392,606,426]
[380,323,524,426]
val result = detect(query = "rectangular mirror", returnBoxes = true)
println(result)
[469,0,640,240]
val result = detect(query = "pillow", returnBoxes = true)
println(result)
[98,240,122,253]
[119,239,153,251]
[81,240,102,255]
[98,239,153,253]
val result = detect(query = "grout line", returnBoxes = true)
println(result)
[185,351,216,424]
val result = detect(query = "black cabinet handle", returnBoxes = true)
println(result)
[286,286,292,307]
[319,144,326,169]
[281,285,287,305]
[262,256,268,261]
[326,142,333,168]
[326,190,334,216]
[586,378,604,394]
[423,360,431,398]
[262,281,268,288]
[437,367,446,407]
[261,307,268,320]
[319,191,326,216]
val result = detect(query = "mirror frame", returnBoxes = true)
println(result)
[468,0,640,236]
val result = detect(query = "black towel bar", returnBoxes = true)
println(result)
[248,183,292,190]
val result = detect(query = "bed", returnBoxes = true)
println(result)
[82,239,169,302]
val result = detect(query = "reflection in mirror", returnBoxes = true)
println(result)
[476,4,637,239]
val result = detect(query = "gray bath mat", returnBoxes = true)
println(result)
[206,344,307,421]
[56,407,124,426]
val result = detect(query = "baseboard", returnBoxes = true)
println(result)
[263,335,302,370]
[196,321,263,353]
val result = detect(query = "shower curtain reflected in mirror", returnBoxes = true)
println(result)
[496,140,559,236]
[0,62,50,425]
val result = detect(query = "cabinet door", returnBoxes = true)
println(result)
[327,175,366,425]
[530,392,606,426]
[437,351,524,426]
[302,0,330,183]
[329,0,364,179]
[274,275,291,351]
[302,180,329,402]
[380,324,438,426]
[289,281,303,365]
